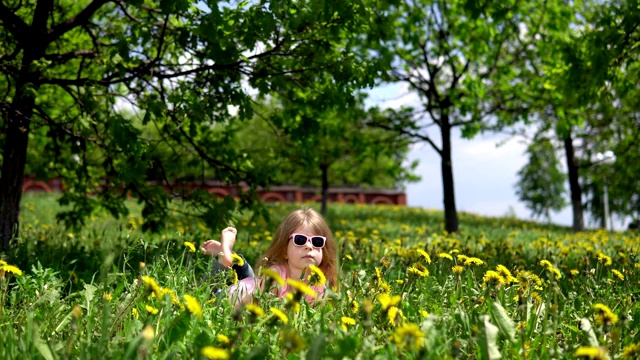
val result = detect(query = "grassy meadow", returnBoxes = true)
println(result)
[1,193,640,359]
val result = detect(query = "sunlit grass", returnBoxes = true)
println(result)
[1,193,639,359]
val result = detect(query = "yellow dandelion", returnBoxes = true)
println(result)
[457,254,469,263]
[379,280,391,293]
[464,257,484,266]
[141,325,155,340]
[570,269,580,276]
[387,306,403,326]
[438,253,453,261]
[377,293,401,311]
[102,292,113,302]
[270,307,288,324]
[141,276,162,298]
[496,265,517,283]
[350,300,359,314]
[183,294,203,319]
[621,343,640,358]
[72,305,83,319]
[216,334,230,346]
[261,268,285,286]
[540,260,553,270]
[417,249,431,264]
[611,269,624,281]
[231,254,244,267]
[145,305,159,315]
[132,308,139,320]
[574,346,608,359]
[308,265,327,286]
[279,329,306,353]
[201,346,230,360]
[392,322,425,351]
[341,316,356,331]
[516,270,544,291]
[483,270,505,285]
[596,252,612,266]
[548,267,562,280]
[286,279,317,299]
[452,265,464,275]
[408,263,429,277]
[1,264,23,276]
[593,303,618,325]
[246,303,265,318]
[420,310,429,318]
[184,241,196,252]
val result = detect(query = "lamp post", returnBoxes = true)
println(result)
[595,150,616,231]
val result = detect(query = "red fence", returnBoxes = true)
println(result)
[22,176,406,205]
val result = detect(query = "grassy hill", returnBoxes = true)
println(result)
[2,193,639,359]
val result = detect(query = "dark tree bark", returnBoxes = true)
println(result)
[564,134,584,232]
[441,114,459,233]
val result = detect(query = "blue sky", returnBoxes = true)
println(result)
[365,82,584,229]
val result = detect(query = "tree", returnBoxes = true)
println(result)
[0,0,387,251]
[515,137,567,222]
[367,0,561,233]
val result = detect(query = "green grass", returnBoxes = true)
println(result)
[1,193,639,359]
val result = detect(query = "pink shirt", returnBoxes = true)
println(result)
[228,264,325,305]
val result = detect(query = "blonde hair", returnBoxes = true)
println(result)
[256,208,338,288]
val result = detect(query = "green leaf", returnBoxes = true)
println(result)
[490,301,517,343]
[478,315,502,360]
[306,333,326,360]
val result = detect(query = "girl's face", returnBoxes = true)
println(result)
[286,224,324,276]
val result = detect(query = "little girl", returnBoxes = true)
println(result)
[201,208,338,305]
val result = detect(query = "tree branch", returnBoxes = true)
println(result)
[48,0,113,43]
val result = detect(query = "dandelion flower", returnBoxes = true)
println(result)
[1,264,22,276]
[231,254,244,267]
[417,249,431,263]
[184,241,196,252]
[350,300,359,314]
[611,269,624,281]
[596,252,612,266]
[438,253,453,261]
[184,294,203,319]
[270,307,288,325]
[574,346,608,359]
[141,276,162,298]
[201,346,230,360]
[387,306,403,326]
[145,305,159,315]
[496,265,517,284]
[464,257,484,266]
[457,254,469,263]
[483,270,505,285]
[621,343,640,358]
[377,293,401,311]
[593,303,618,325]
[286,279,317,299]
[246,303,265,318]
[570,269,580,276]
[132,308,139,320]
[408,263,429,277]
[308,265,327,286]
[261,268,285,286]
[452,265,464,275]
[341,316,356,331]
[392,323,425,351]
[102,292,113,302]
[216,334,230,346]
[279,329,306,353]
[142,325,155,340]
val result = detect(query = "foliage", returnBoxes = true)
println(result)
[2,193,640,358]
[515,137,567,222]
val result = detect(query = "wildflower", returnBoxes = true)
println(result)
[420,310,429,318]
[285,293,301,313]
[464,257,484,266]
[516,270,544,291]
[621,343,640,358]
[184,241,196,252]
[417,249,431,264]
[395,279,404,285]
[408,263,429,277]
[377,293,401,311]
[548,267,562,280]
[141,276,162,298]
[0,263,22,276]
[611,269,624,281]
[496,265,517,284]
[540,260,553,270]
[374,267,383,284]
[227,269,238,285]
[345,254,353,261]
[261,268,285,286]
[279,329,306,353]
[457,254,469,263]
[270,307,289,324]
[139,262,146,269]
[387,306,403,326]
[392,323,425,351]
[483,270,505,285]
[438,253,453,261]
[308,265,327,286]
[184,294,203,319]
[246,303,265,318]
[159,288,182,307]
[132,308,139,319]
[145,305,159,315]
[231,254,244,267]
[206,298,217,305]
[286,279,317,299]
[379,281,391,293]
[341,316,356,331]
[350,300,359,314]
[574,346,608,359]
[216,334,230,346]
[596,252,612,266]
[452,265,464,275]
[201,346,230,360]
[570,269,580,276]
[102,292,113,302]
[141,325,155,340]
[72,305,83,319]
[593,303,618,325]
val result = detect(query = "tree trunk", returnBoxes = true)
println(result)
[441,114,459,233]
[1,91,34,252]
[320,162,329,215]
[564,135,584,232]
